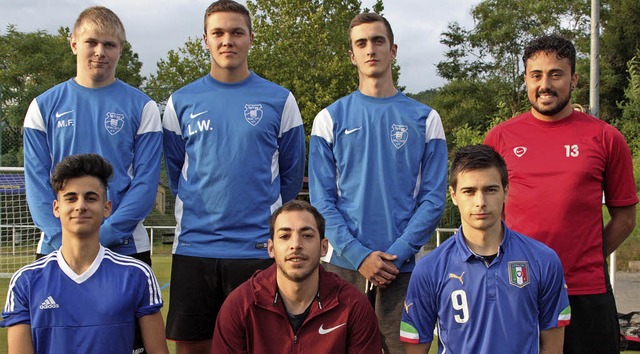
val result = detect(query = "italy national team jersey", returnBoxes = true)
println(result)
[162,72,305,259]
[309,90,447,273]
[23,79,162,256]
[1,246,163,354]
[400,224,570,353]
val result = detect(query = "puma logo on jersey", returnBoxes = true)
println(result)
[404,301,414,313]
[513,146,527,157]
[449,272,465,285]
[344,127,362,135]
[55,110,74,118]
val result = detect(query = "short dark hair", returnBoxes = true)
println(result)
[204,0,252,34]
[348,13,394,49]
[523,34,576,74]
[269,200,325,240]
[51,154,113,195]
[449,145,508,190]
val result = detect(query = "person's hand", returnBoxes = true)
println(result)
[357,251,399,288]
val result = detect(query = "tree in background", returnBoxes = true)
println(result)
[145,0,393,136]
[600,0,640,121]
[144,37,210,103]
[0,26,72,165]
[246,0,393,137]
[424,78,514,151]
[427,0,590,149]
[0,25,144,166]
[617,51,640,158]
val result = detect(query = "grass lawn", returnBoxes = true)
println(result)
[607,205,640,271]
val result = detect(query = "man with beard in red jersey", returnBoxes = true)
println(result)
[485,34,638,354]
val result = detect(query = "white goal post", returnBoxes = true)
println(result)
[0,167,40,278]
[0,167,178,278]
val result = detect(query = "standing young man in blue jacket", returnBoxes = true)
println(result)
[23,6,162,264]
[308,12,447,353]
[162,1,305,353]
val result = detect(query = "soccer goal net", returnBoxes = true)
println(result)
[0,168,39,278]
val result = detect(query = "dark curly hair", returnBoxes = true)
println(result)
[523,34,576,74]
[51,154,113,195]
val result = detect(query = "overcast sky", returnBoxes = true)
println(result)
[0,0,479,93]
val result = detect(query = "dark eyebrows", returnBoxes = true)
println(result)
[299,226,316,233]
[61,191,100,198]
[353,35,387,45]
[276,225,317,233]
[458,184,500,191]
[528,68,566,75]
[62,191,78,198]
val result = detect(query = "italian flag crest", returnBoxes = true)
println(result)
[508,261,530,288]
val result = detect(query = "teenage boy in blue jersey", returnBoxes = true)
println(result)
[400,145,570,354]
[308,12,448,353]
[162,1,305,353]
[1,154,168,354]
[23,6,162,265]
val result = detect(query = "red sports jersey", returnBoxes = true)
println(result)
[485,110,638,295]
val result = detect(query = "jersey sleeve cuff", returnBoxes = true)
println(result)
[49,235,62,252]
[387,238,418,268]
[99,223,121,248]
[342,242,374,270]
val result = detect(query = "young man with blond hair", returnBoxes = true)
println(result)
[162,1,305,352]
[309,12,447,353]
[23,7,162,352]
[24,6,162,264]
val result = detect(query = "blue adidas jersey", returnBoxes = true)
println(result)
[309,90,447,272]
[400,224,571,353]
[23,79,162,255]
[162,72,305,259]
[1,247,163,354]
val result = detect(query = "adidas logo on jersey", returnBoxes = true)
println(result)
[39,296,60,310]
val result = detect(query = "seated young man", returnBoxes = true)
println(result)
[212,200,382,353]
[401,145,571,354]
[1,154,168,354]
